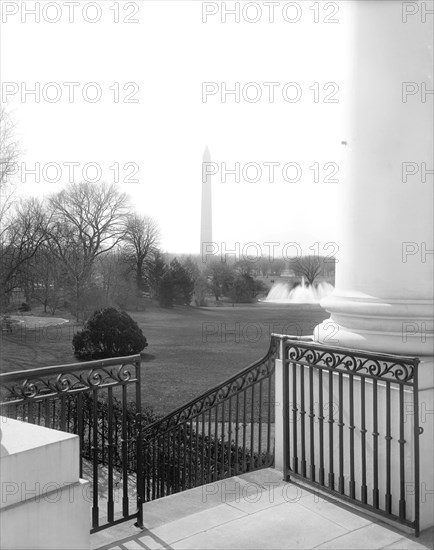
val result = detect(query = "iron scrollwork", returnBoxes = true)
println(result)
[284,340,417,384]
[0,359,140,406]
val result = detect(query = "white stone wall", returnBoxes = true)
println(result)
[0,417,90,550]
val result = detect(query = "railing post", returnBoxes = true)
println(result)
[274,336,287,477]
[135,356,144,529]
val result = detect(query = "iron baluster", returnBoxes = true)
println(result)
[121,384,129,517]
[308,366,315,482]
[338,372,345,495]
[361,377,367,504]
[107,388,114,523]
[399,384,406,520]
[92,389,99,529]
[348,374,355,499]
[234,393,240,476]
[258,380,263,468]
[300,364,306,478]
[328,370,335,490]
[250,385,255,471]
[292,363,298,474]
[385,381,392,514]
[227,397,233,477]
[318,368,325,486]
[373,378,379,509]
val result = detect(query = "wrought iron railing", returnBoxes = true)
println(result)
[0,356,144,532]
[141,337,278,502]
[0,335,422,536]
[275,335,421,536]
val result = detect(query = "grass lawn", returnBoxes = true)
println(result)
[0,302,329,416]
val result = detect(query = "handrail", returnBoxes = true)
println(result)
[272,333,420,363]
[141,335,279,501]
[0,354,141,383]
[0,354,143,531]
[0,355,142,406]
[142,336,279,438]
[1,335,421,534]
[277,335,420,536]
[273,333,419,385]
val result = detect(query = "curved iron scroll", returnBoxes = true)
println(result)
[0,355,143,533]
[0,357,140,406]
[282,338,418,385]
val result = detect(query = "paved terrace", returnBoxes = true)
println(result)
[92,469,433,550]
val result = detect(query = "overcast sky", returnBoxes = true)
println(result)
[1,0,351,256]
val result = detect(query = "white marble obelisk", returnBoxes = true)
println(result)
[200,146,213,255]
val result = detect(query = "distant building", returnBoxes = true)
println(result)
[280,269,295,278]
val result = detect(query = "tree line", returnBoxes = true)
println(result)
[0,171,269,317]
[0,108,335,319]
[0,174,271,317]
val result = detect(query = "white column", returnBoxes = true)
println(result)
[315,0,433,356]
[314,0,433,530]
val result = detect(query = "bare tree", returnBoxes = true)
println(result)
[0,107,20,233]
[123,214,160,290]
[0,198,49,307]
[47,182,129,318]
[206,260,234,301]
[96,249,141,309]
[28,244,65,314]
[292,255,323,286]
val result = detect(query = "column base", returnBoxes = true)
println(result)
[314,293,434,356]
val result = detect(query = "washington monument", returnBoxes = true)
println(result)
[200,146,213,255]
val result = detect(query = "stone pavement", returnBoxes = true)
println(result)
[91,469,433,550]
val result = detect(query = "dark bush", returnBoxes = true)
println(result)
[72,307,148,360]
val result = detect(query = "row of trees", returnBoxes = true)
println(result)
[0,181,270,316]
[0,105,160,317]
[0,180,168,318]
[1,177,334,317]
[1,107,335,318]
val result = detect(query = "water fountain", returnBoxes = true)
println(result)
[261,276,334,304]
